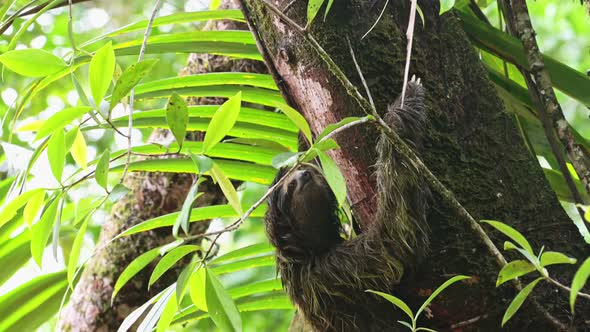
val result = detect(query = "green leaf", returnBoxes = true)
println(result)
[95,150,110,190]
[31,196,60,268]
[190,266,208,311]
[35,107,93,140]
[109,59,159,110]
[210,163,243,215]
[228,278,283,300]
[0,188,45,228]
[68,214,90,288]
[0,49,67,77]
[307,0,324,25]
[89,42,116,106]
[540,252,577,267]
[496,260,536,287]
[176,260,198,305]
[416,275,470,319]
[137,286,175,332]
[149,245,201,289]
[108,183,130,202]
[211,243,273,264]
[502,278,543,326]
[317,150,347,206]
[324,0,334,20]
[272,152,301,169]
[397,321,414,330]
[118,289,164,332]
[188,152,214,174]
[156,290,178,332]
[0,230,31,286]
[166,93,189,149]
[112,246,161,302]
[202,91,242,153]
[366,290,414,321]
[47,130,66,183]
[440,0,456,14]
[118,204,266,237]
[0,271,68,332]
[273,101,312,143]
[23,190,46,229]
[481,220,534,256]
[174,178,204,237]
[210,0,221,9]
[570,257,590,313]
[211,255,274,276]
[205,269,242,332]
[70,128,88,169]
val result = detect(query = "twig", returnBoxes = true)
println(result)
[247,1,567,329]
[119,0,162,184]
[400,0,417,107]
[347,37,375,111]
[450,314,488,329]
[547,276,590,301]
[509,0,590,197]
[361,0,389,40]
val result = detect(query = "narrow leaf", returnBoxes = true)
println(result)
[70,128,88,169]
[173,178,203,237]
[47,130,66,183]
[502,278,543,326]
[31,197,60,268]
[570,257,590,313]
[177,261,198,305]
[35,107,93,140]
[23,190,46,229]
[156,290,178,332]
[496,260,536,287]
[166,93,189,150]
[206,269,242,332]
[417,275,470,319]
[366,290,414,321]
[202,92,242,153]
[189,152,213,174]
[0,49,67,77]
[68,214,90,288]
[0,188,45,228]
[210,163,242,215]
[137,286,175,332]
[108,183,130,202]
[90,42,116,106]
[481,220,534,256]
[540,252,577,267]
[112,247,161,302]
[110,59,159,110]
[317,150,347,206]
[95,150,110,190]
[190,266,208,311]
[316,116,365,142]
[149,245,200,288]
[273,101,312,143]
[307,0,324,25]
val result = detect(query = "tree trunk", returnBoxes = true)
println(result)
[240,0,589,330]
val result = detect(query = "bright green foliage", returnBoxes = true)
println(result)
[109,59,159,110]
[47,130,66,183]
[35,106,93,140]
[0,48,67,77]
[89,42,116,106]
[205,268,242,332]
[173,178,204,237]
[571,257,590,313]
[202,91,242,154]
[502,278,543,326]
[31,196,60,268]
[166,93,189,150]
[317,150,347,206]
[112,246,161,302]
[95,150,110,190]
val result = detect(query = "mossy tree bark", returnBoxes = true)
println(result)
[240,0,589,330]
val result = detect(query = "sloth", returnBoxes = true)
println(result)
[265,78,430,331]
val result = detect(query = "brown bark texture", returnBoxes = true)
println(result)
[58,4,265,330]
[240,0,590,330]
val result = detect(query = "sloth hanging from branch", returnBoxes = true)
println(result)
[265,77,431,331]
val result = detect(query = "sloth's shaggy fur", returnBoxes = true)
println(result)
[265,80,430,331]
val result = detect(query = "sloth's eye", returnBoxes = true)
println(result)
[288,181,297,193]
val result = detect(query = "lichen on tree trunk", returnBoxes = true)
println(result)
[241,0,589,329]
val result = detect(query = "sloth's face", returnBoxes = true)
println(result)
[274,165,342,251]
